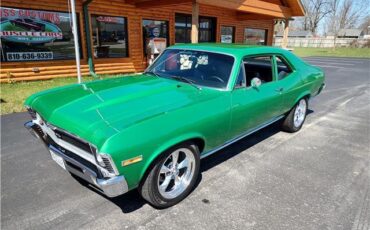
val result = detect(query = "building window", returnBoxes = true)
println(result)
[244,28,267,45]
[175,14,216,43]
[142,19,169,56]
[199,17,216,42]
[220,26,235,43]
[0,7,82,62]
[175,14,191,43]
[91,15,128,58]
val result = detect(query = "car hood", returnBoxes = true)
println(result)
[25,74,219,146]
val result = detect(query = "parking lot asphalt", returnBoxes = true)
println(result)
[1,57,370,230]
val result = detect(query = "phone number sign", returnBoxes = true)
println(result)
[6,52,53,61]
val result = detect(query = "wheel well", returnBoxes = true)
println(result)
[138,137,205,188]
[303,94,311,100]
[296,94,311,104]
[187,137,205,153]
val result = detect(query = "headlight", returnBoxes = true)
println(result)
[26,106,37,119]
[95,153,106,167]
[91,146,105,167]
[93,148,118,176]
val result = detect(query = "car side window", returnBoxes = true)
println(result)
[276,56,293,80]
[243,56,273,87]
[235,64,246,88]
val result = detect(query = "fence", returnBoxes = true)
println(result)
[274,37,370,48]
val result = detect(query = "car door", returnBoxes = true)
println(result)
[274,55,302,113]
[229,55,285,139]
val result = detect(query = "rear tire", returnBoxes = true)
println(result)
[282,98,308,133]
[139,142,200,209]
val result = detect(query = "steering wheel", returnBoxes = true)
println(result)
[209,76,224,83]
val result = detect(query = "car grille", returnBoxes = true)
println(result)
[49,125,116,176]
[46,135,102,178]
[27,108,118,177]
[52,128,95,155]
[102,157,115,174]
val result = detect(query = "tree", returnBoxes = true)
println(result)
[359,15,370,34]
[325,0,369,48]
[301,0,332,34]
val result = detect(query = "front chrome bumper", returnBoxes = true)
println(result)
[24,121,128,197]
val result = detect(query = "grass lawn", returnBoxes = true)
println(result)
[0,76,107,115]
[293,47,370,58]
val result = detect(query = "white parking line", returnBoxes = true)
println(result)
[304,59,362,64]
[306,61,354,66]
[303,58,368,64]
[305,56,369,60]
[311,64,345,68]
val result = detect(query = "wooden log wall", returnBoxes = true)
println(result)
[0,0,274,82]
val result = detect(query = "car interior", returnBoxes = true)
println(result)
[242,56,293,87]
[244,56,273,87]
[158,51,234,88]
[276,56,293,80]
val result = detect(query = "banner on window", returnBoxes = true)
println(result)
[0,7,81,62]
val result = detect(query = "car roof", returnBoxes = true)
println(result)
[168,43,287,57]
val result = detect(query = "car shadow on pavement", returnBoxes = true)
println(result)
[73,109,314,213]
[71,174,147,213]
[200,108,314,174]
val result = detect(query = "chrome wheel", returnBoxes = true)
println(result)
[294,99,307,127]
[157,148,196,199]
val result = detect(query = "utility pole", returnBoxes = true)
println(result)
[70,0,82,83]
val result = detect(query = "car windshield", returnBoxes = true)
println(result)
[146,49,235,89]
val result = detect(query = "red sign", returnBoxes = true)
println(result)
[96,16,119,24]
[0,8,61,24]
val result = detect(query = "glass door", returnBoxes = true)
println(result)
[143,19,169,64]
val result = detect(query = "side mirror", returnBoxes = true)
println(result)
[251,77,262,88]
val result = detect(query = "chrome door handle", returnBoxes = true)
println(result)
[275,87,284,92]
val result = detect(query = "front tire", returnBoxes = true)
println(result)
[282,98,308,132]
[139,142,200,208]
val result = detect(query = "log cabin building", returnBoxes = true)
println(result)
[0,0,304,82]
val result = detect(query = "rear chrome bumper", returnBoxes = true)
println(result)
[318,83,326,94]
[24,121,128,197]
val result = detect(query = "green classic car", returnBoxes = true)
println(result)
[24,44,325,208]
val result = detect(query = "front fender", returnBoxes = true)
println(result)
[139,132,206,182]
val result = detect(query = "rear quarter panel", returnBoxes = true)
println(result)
[280,51,325,110]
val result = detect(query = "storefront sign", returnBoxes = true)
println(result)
[0,8,61,23]
[0,7,80,62]
[0,22,62,44]
[221,35,232,43]
[0,8,63,44]
[96,16,120,24]
[6,51,53,61]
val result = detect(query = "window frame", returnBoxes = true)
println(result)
[174,13,217,43]
[234,62,246,89]
[273,54,295,80]
[174,13,192,43]
[90,14,129,59]
[142,18,170,56]
[198,16,217,43]
[244,28,268,46]
[238,54,276,89]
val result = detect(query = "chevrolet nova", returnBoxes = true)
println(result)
[24,44,325,208]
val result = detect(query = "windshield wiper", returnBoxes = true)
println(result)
[171,76,201,90]
[144,70,161,78]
